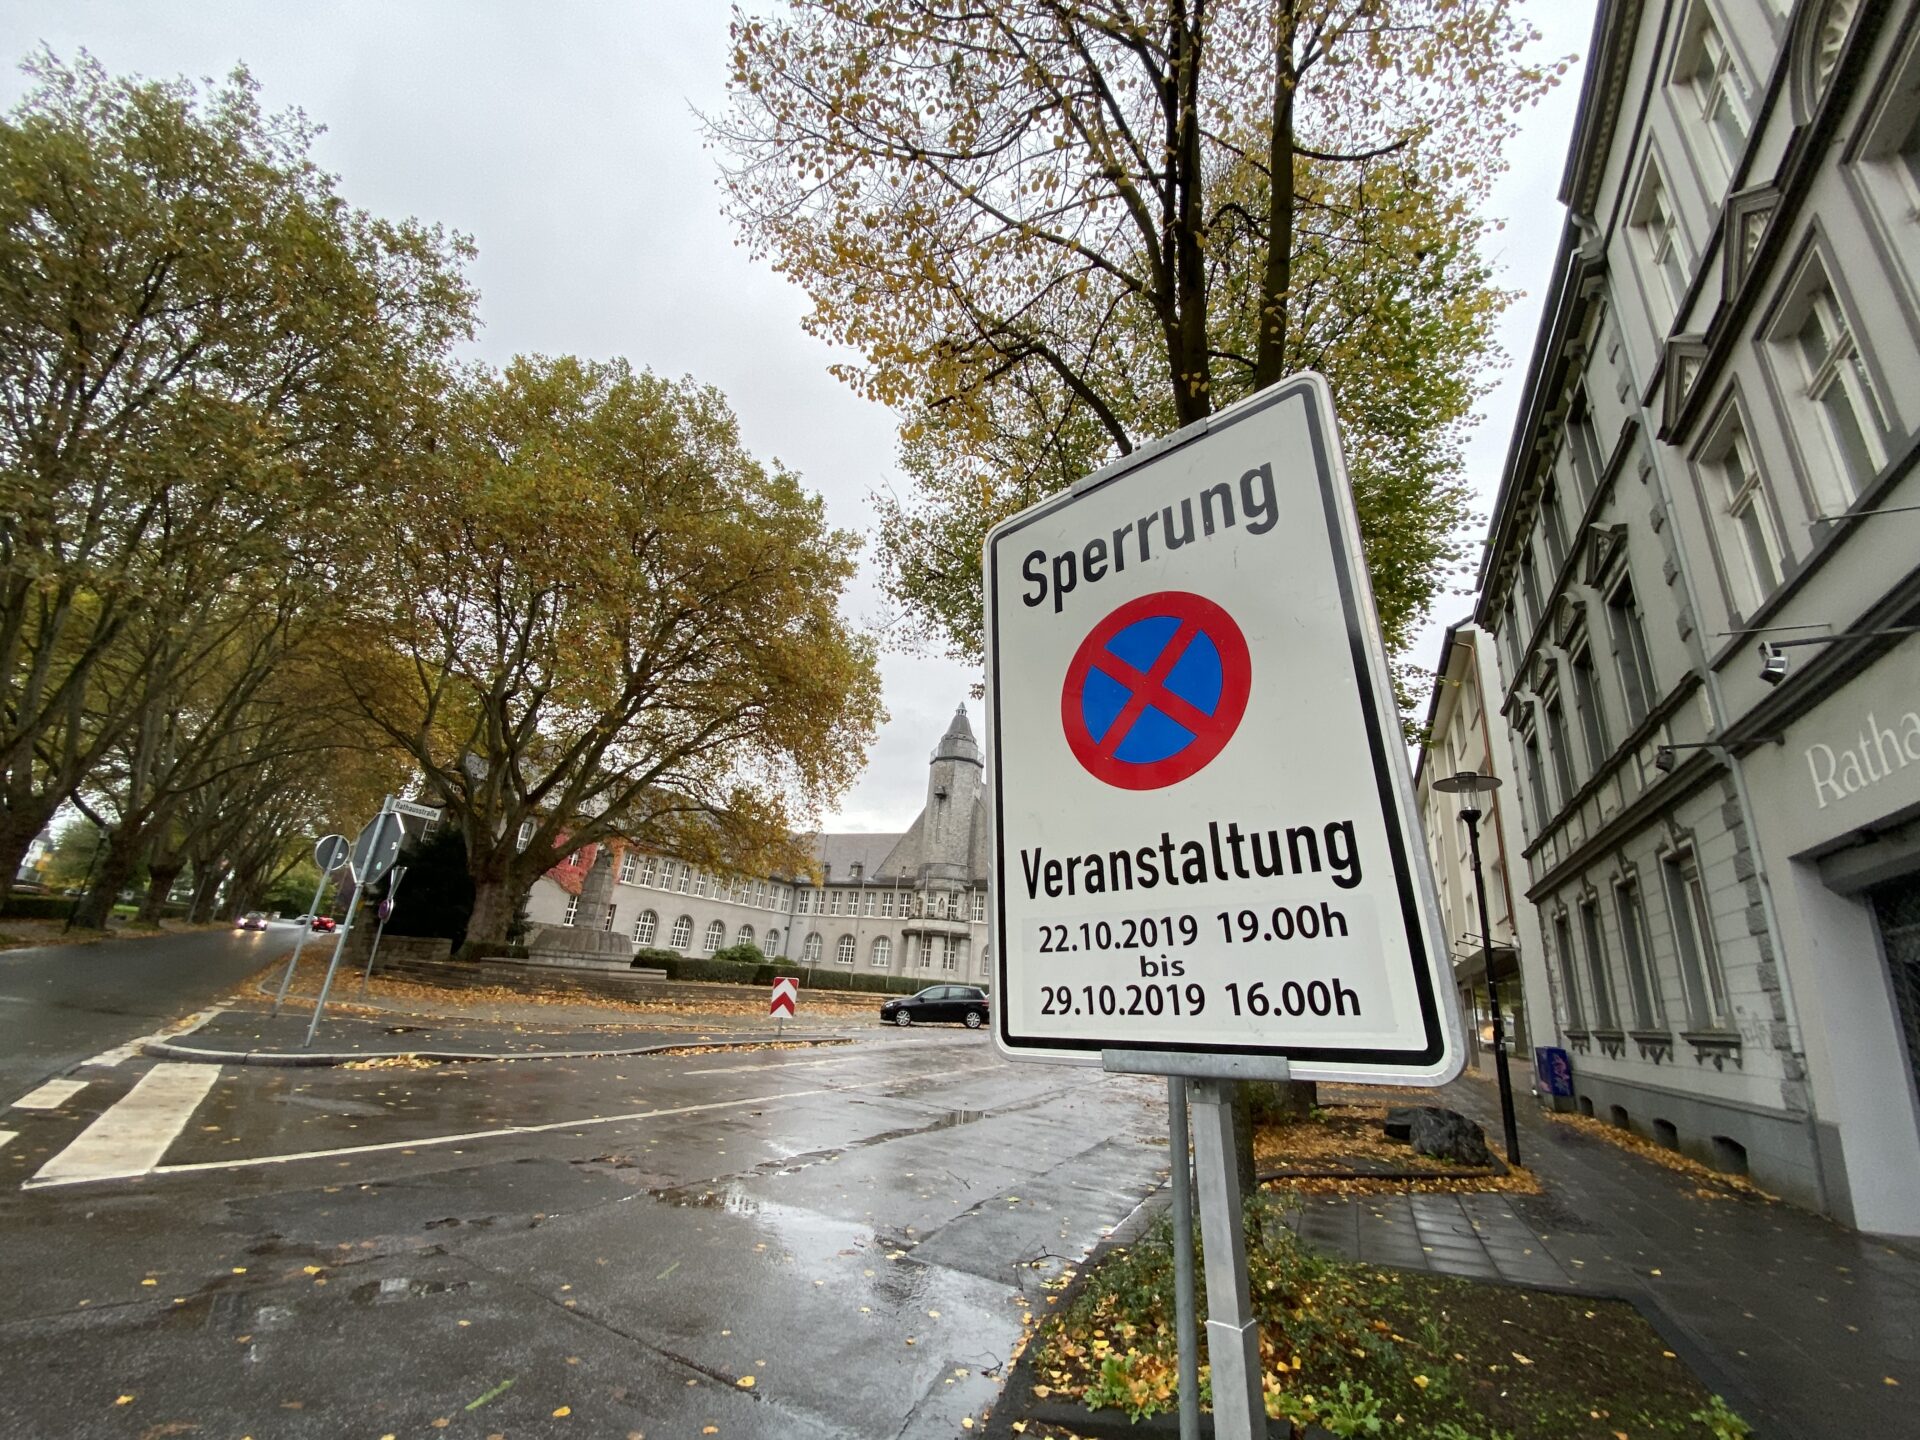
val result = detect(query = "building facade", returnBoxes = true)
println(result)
[1477,0,1920,1231]
[525,705,994,986]
[1414,621,1548,1071]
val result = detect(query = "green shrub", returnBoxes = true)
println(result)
[711,942,766,966]
[0,895,75,920]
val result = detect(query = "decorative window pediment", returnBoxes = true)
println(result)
[1661,335,1711,437]
[1584,524,1628,587]
[1721,185,1779,300]
[1790,0,1864,125]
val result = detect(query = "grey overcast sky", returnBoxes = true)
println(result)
[2,1,1595,833]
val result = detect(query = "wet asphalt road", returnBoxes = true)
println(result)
[0,1028,1168,1439]
[0,922,297,1101]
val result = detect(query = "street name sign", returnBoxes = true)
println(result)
[984,374,1459,1085]
[769,976,798,1018]
[389,798,441,821]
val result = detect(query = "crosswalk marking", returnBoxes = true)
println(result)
[11,1078,88,1111]
[0,1130,16,1153]
[30,1063,220,1186]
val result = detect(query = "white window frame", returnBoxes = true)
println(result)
[703,919,725,954]
[638,855,656,886]
[517,819,535,852]
[971,891,986,922]
[836,934,856,965]
[602,903,617,933]
[736,923,754,948]
[633,909,657,946]
[940,935,959,972]
[1780,276,1888,509]
[802,932,823,963]
[562,894,580,927]
[1631,164,1691,327]
[1671,3,1750,183]
[871,936,892,968]
[669,914,693,950]
[1663,847,1730,1028]
[880,891,895,918]
[618,851,636,884]
[1699,412,1783,613]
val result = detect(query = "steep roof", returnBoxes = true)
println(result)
[810,831,906,879]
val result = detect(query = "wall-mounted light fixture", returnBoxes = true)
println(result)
[1753,626,1920,685]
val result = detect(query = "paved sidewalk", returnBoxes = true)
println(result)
[1280,1068,1920,1440]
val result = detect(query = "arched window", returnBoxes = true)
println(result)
[633,910,657,946]
[871,936,892,968]
[765,928,781,953]
[736,923,755,949]
[836,934,856,965]
[669,914,693,949]
[703,919,726,953]
[802,932,823,963]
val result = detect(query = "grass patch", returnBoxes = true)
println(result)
[1027,1197,1745,1438]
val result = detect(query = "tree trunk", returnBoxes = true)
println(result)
[137,862,183,925]
[0,801,61,912]
[70,826,142,931]
[465,873,522,949]
[188,865,227,924]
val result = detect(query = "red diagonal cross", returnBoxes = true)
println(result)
[1091,620,1215,755]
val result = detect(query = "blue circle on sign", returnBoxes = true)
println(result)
[1080,616,1225,763]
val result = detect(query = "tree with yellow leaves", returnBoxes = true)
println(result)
[714,0,1566,687]
[336,357,883,948]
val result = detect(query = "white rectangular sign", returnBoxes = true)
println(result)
[984,375,1460,1084]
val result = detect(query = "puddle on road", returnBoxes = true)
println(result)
[348,1275,470,1305]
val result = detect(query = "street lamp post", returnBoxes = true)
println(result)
[1432,770,1522,1167]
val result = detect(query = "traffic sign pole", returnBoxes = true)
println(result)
[305,805,405,1047]
[272,834,350,1017]
[1190,1079,1265,1440]
[305,882,365,1048]
[357,864,408,1000]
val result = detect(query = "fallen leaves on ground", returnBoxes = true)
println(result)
[1542,1110,1779,1200]
[1251,1097,1541,1197]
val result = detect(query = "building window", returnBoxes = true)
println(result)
[1570,643,1611,774]
[1544,687,1578,801]
[676,867,690,893]
[669,914,693,950]
[618,852,636,884]
[1521,724,1551,832]
[1791,282,1887,504]
[603,903,617,932]
[871,936,892,968]
[692,871,708,899]
[836,934,856,965]
[1705,417,1782,612]
[703,919,725,953]
[765,928,781,953]
[940,936,960,972]
[1519,548,1543,629]
[1605,574,1657,728]
[562,894,580,927]
[568,850,581,867]
[971,891,986,921]
[633,910,657,946]
[829,889,842,917]
[638,855,657,886]
[1614,878,1662,1029]
[1662,849,1729,1028]
[1554,911,1585,1029]
[802,931,823,963]
[1580,899,1618,1031]
[880,891,896,918]
[658,861,677,891]
[1632,167,1690,326]
[736,924,755,949]
[863,891,875,917]
[1566,390,1606,504]
[751,881,765,907]
[1539,481,1569,573]
[517,819,535,852]
[1675,4,1750,182]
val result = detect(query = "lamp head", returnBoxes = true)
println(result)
[1433,770,1503,796]
[1653,745,1675,773]
[1758,641,1789,685]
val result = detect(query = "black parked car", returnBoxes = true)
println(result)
[880,984,990,1029]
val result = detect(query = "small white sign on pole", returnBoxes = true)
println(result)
[983,373,1460,1086]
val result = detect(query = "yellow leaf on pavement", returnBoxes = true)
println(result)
[552,1406,571,1417]
[737,1376,755,1388]
[1512,1353,1533,1365]
[115,1396,134,1406]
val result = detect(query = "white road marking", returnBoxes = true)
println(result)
[687,1054,867,1075]
[83,1007,226,1068]
[11,1078,88,1110]
[30,1064,220,1186]
[0,1130,16,1153]
[22,1061,1003,1190]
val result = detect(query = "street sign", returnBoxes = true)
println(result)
[348,812,404,886]
[984,373,1459,1085]
[769,976,798,1018]
[389,798,440,821]
[313,834,349,873]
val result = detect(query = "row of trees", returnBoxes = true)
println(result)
[2,53,881,940]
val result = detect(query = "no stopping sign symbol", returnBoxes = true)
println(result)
[1061,590,1251,790]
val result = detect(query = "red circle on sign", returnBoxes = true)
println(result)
[1061,591,1252,790]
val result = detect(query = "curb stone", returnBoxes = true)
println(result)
[140,1034,855,1068]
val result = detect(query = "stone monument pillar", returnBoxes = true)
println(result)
[527,847,633,967]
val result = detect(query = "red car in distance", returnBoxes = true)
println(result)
[309,915,337,933]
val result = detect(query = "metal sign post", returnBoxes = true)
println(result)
[271,835,350,1016]
[305,803,405,1047]
[986,376,1463,1439]
[356,864,408,1000]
